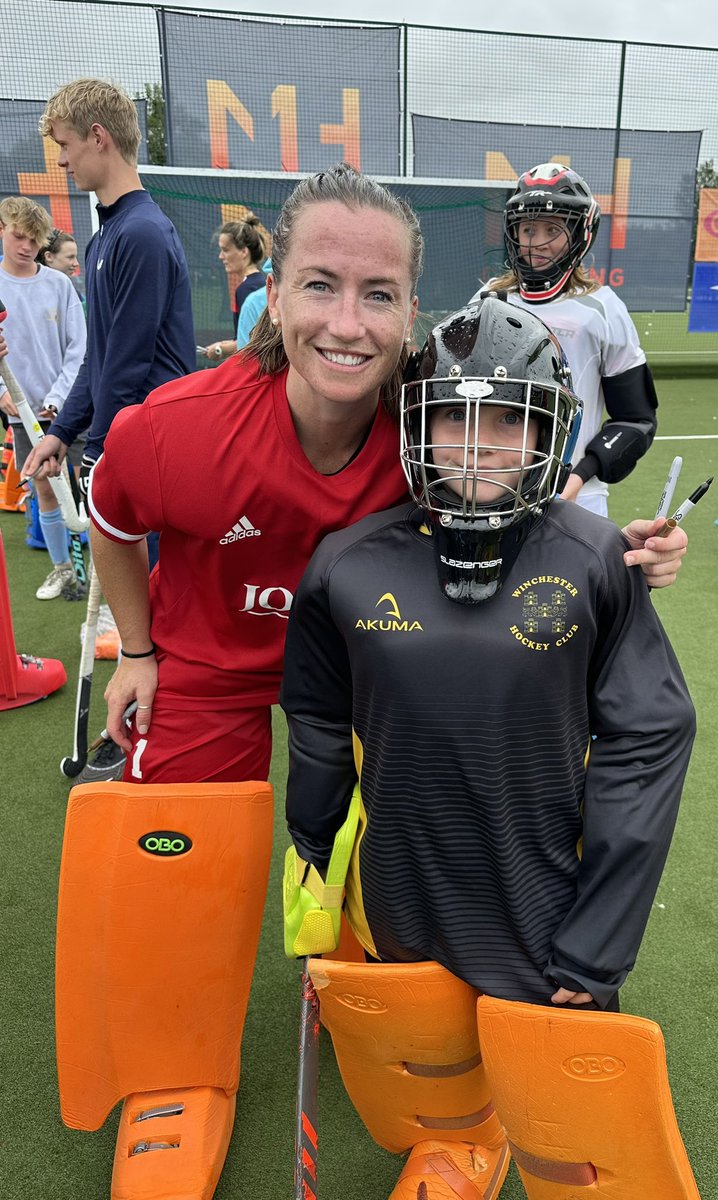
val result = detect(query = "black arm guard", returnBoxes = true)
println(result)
[574,363,658,485]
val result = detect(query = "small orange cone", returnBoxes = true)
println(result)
[0,426,27,513]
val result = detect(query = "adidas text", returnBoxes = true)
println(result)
[221,516,262,544]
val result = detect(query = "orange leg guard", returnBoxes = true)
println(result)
[478,995,701,1200]
[56,781,274,1198]
[309,959,510,1199]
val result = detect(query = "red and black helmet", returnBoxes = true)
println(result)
[504,163,601,303]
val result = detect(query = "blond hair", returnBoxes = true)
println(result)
[247,164,423,419]
[490,263,600,299]
[0,196,54,245]
[39,78,141,165]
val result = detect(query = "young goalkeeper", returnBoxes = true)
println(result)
[281,293,698,1200]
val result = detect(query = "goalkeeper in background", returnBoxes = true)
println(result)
[480,161,657,517]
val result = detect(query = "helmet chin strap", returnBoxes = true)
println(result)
[431,514,541,605]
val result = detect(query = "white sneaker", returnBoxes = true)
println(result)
[36,564,76,600]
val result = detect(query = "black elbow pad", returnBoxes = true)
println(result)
[584,422,655,483]
[585,364,658,484]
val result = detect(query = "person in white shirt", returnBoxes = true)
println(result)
[477,162,656,517]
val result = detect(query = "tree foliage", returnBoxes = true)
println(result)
[143,82,166,166]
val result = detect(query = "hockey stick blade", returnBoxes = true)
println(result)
[60,675,93,776]
[66,466,89,588]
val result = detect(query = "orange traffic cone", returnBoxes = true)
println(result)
[0,529,66,709]
[0,426,28,513]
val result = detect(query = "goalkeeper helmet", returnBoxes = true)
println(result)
[401,293,582,604]
[504,162,601,302]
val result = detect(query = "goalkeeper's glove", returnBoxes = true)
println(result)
[283,786,360,957]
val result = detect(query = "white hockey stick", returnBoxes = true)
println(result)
[0,342,89,533]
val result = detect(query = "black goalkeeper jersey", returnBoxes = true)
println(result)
[282,501,695,1007]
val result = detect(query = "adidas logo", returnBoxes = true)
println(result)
[220,515,262,544]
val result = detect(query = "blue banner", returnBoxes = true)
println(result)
[161,14,401,174]
[0,97,148,267]
[412,117,702,311]
[688,262,718,332]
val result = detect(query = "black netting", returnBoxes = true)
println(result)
[3,3,718,365]
[138,169,510,346]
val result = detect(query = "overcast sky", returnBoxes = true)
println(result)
[148,0,718,49]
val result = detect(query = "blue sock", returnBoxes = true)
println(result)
[38,505,71,567]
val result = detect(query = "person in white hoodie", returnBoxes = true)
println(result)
[0,196,86,598]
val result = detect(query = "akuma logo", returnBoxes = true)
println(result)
[355,592,423,633]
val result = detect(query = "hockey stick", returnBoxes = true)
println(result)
[0,298,89,535]
[85,700,138,755]
[295,957,320,1200]
[62,465,89,597]
[60,560,102,777]
[10,378,88,596]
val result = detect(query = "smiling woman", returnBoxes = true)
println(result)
[87,162,422,785]
[79,168,423,1191]
[262,200,418,470]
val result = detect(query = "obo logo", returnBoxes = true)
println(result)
[139,830,192,857]
[562,1054,626,1081]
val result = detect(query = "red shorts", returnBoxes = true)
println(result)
[121,701,273,784]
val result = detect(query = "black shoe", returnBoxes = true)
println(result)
[74,737,126,784]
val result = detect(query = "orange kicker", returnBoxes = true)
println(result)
[111,1085,235,1200]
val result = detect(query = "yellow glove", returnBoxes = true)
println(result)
[283,786,360,957]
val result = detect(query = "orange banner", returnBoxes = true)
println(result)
[695,188,718,262]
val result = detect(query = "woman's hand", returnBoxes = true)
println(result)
[104,656,158,751]
[622,517,687,588]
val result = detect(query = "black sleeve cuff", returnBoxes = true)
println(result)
[544,951,627,1009]
[572,453,601,484]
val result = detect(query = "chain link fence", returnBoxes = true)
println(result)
[3,1,718,367]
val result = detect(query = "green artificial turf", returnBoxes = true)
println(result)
[0,377,716,1198]
[633,309,718,374]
